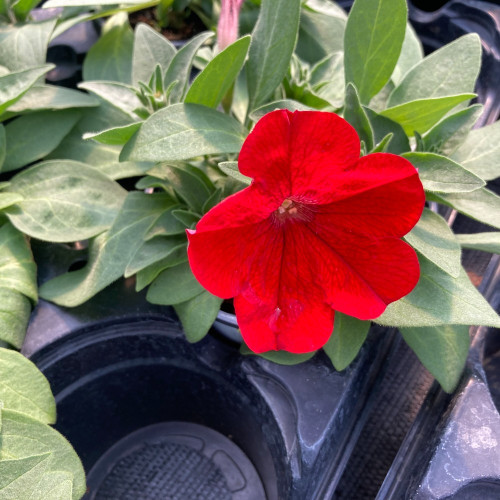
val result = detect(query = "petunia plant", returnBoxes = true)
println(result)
[10,0,498,399]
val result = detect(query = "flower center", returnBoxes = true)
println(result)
[277,198,298,216]
[273,198,315,225]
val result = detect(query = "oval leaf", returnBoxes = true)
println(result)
[5,160,127,242]
[344,0,407,104]
[185,36,251,108]
[0,348,55,424]
[401,325,469,393]
[403,152,485,193]
[120,103,246,162]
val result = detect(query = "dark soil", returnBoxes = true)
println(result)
[129,7,206,41]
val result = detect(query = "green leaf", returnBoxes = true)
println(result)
[143,204,186,238]
[432,188,500,230]
[120,103,246,162]
[401,325,469,393]
[5,160,127,242]
[422,104,483,156]
[380,93,476,136]
[0,348,55,424]
[323,312,370,371]
[388,34,481,107]
[39,192,171,307]
[402,152,485,193]
[0,123,5,169]
[46,98,148,180]
[364,107,410,154]
[83,14,134,84]
[125,235,186,278]
[344,83,374,151]
[0,19,55,71]
[310,52,345,108]
[0,65,54,116]
[185,36,251,108]
[240,344,316,365]
[2,110,80,173]
[0,409,86,500]
[457,232,500,254]
[132,23,176,86]
[174,291,223,343]
[218,161,251,186]
[83,122,142,146]
[405,208,461,277]
[28,471,74,500]
[0,222,37,302]
[344,0,407,104]
[135,245,188,291]
[370,133,393,153]
[0,193,22,210]
[377,255,500,328]
[11,0,39,21]
[147,261,204,305]
[391,23,423,86]
[451,119,500,180]
[78,81,142,118]
[296,5,346,64]
[163,31,214,104]
[4,85,98,115]
[249,99,313,121]
[247,0,301,110]
[0,288,31,348]
[0,453,51,498]
[159,164,213,214]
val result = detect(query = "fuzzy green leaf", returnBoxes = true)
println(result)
[240,344,316,365]
[120,103,246,162]
[82,14,134,84]
[174,291,223,343]
[344,83,374,151]
[247,0,301,110]
[323,312,370,371]
[147,261,204,305]
[380,93,475,136]
[0,348,55,424]
[405,208,461,277]
[218,161,251,186]
[84,122,142,146]
[132,23,176,86]
[163,31,214,103]
[0,65,54,116]
[377,255,500,328]
[422,104,483,156]
[0,288,31,348]
[5,160,127,242]
[39,192,171,307]
[457,232,500,254]
[2,110,80,173]
[364,107,410,154]
[186,36,250,108]
[344,0,407,104]
[451,119,500,180]
[388,34,481,107]
[401,325,469,393]
[391,23,423,86]
[432,188,500,230]
[403,152,485,193]
[0,409,86,500]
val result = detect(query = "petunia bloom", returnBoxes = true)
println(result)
[187,110,425,354]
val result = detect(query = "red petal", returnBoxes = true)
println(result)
[310,229,420,319]
[234,294,334,353]
[188,185,279,298]
[239,110,360,202]
[238,109,293,199]
[315,154,424,238]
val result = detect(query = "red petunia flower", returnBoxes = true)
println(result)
[187,110,425,354]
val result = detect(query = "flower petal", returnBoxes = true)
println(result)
[234,294,334,353]
[239,110,360,202]
[238,109,293,198]
[315,154,425,238]
[310,229,421,319]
